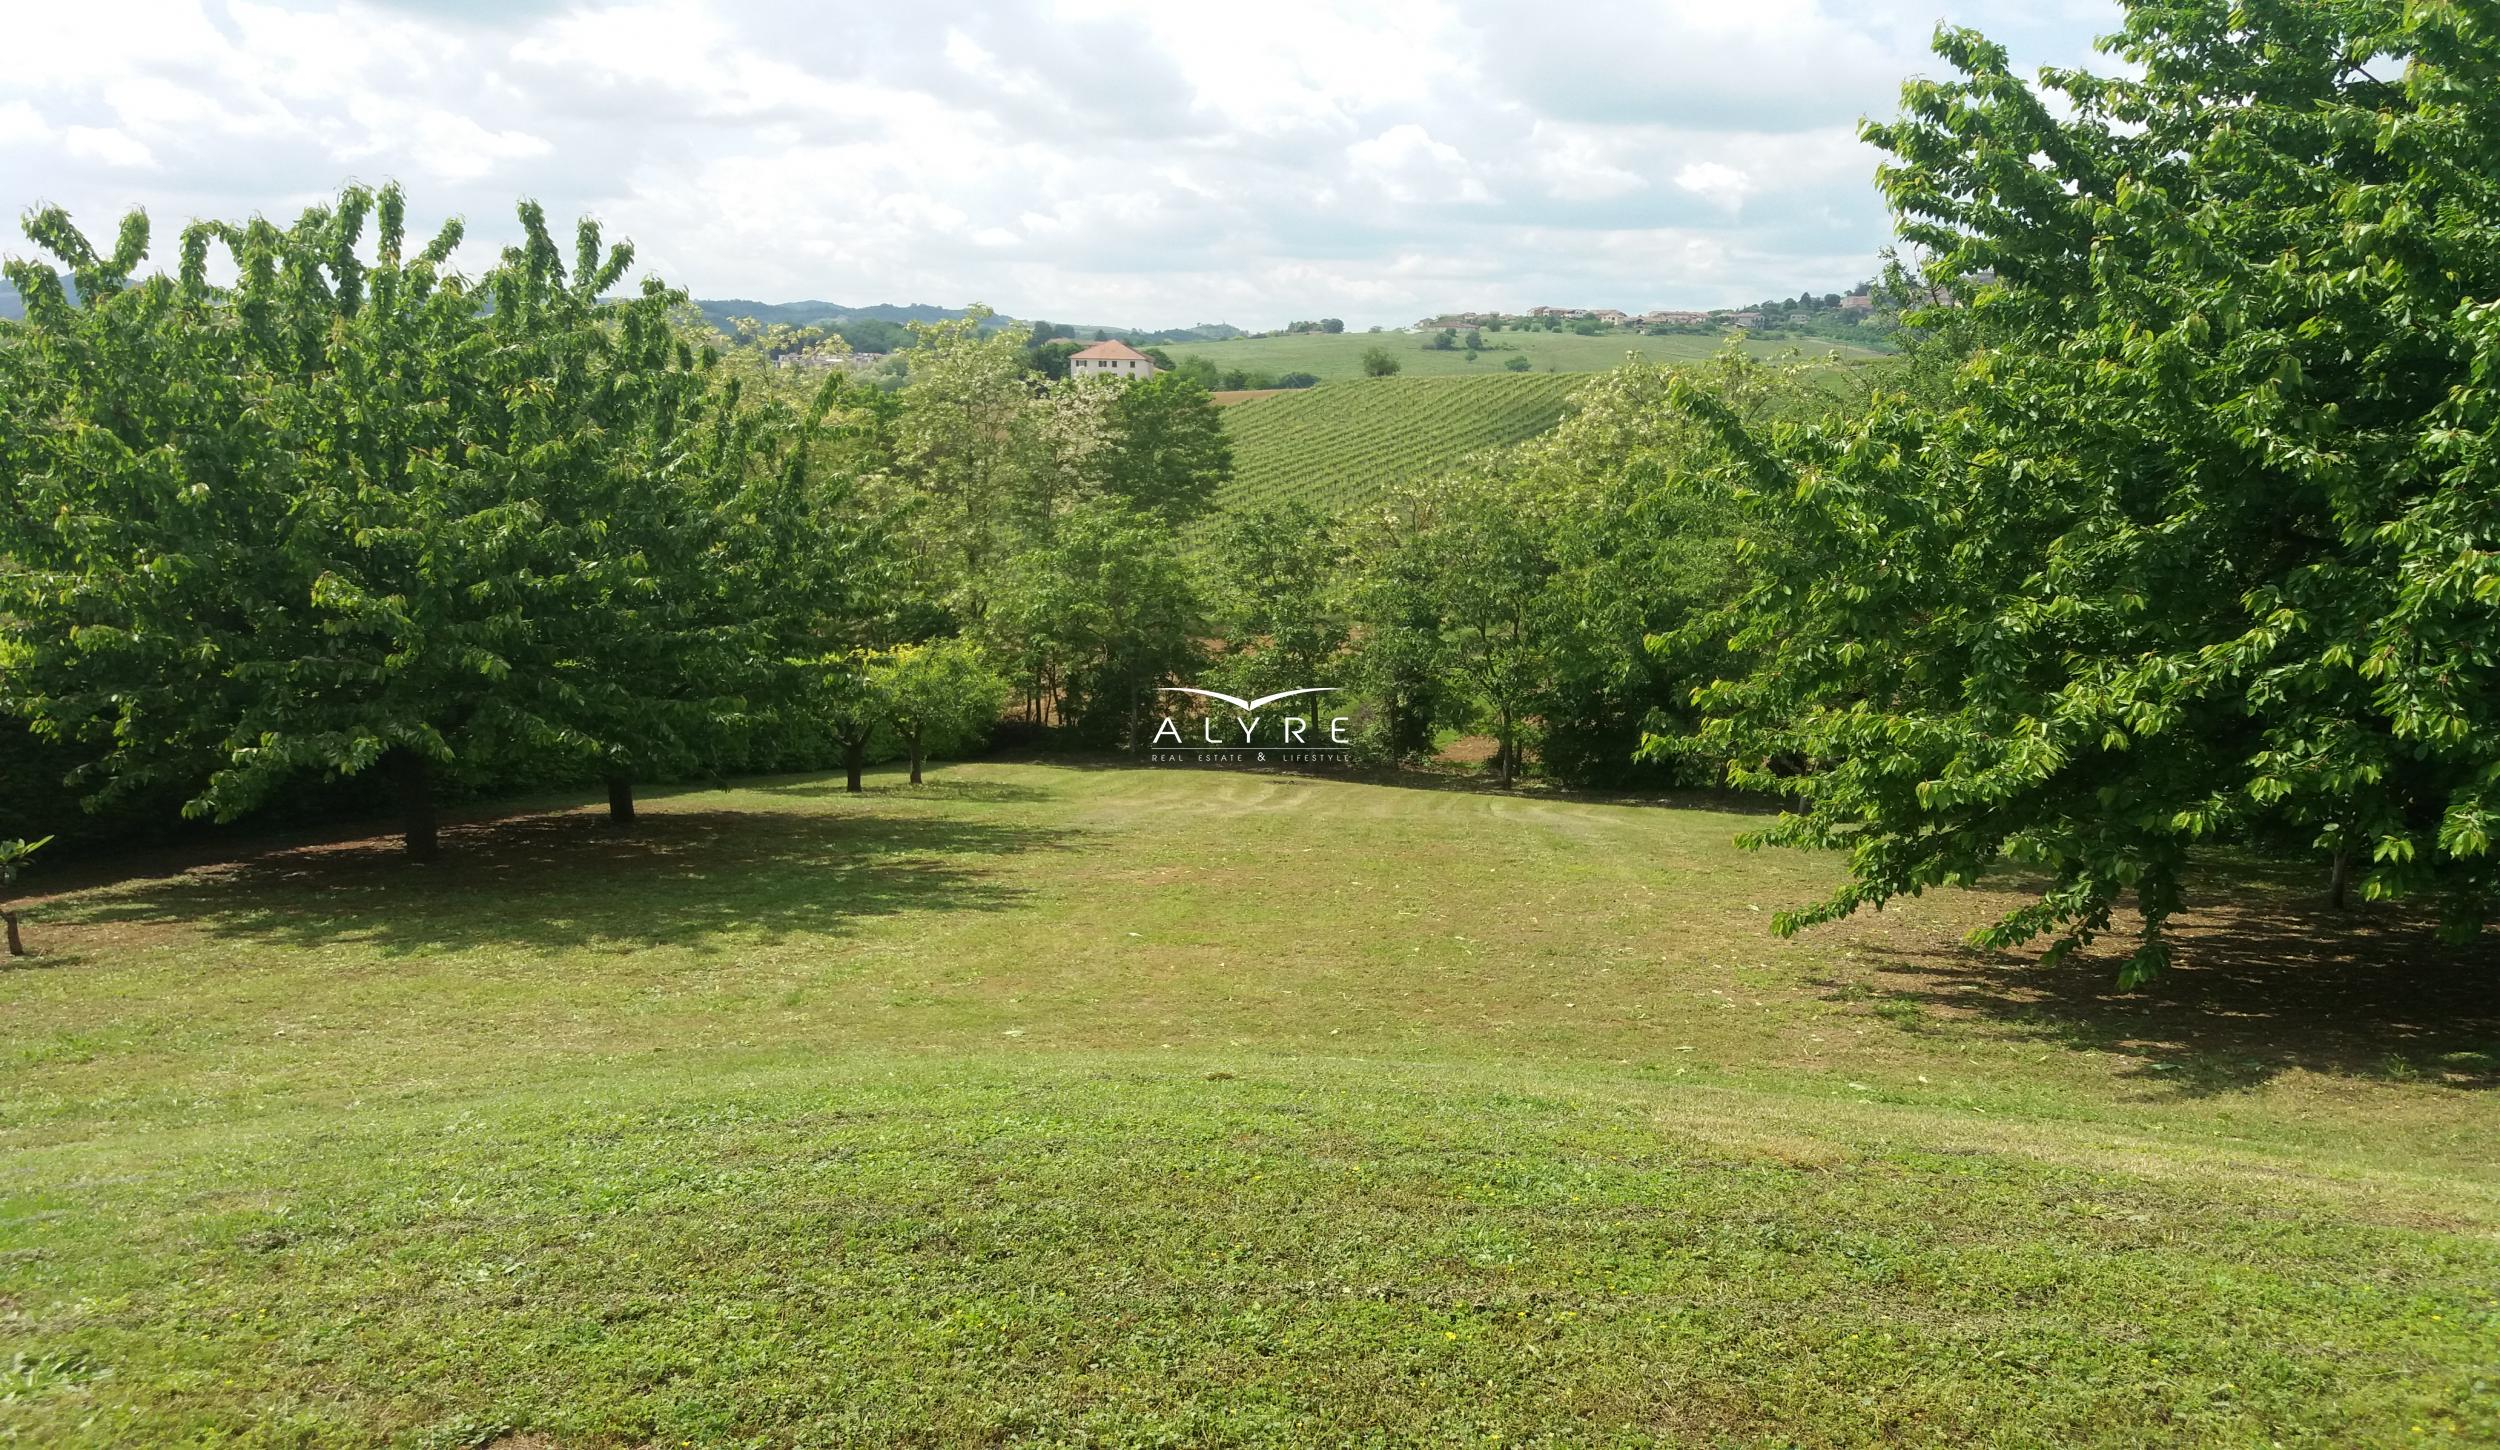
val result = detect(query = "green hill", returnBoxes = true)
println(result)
[1216,372,1584,518]
[1172,327,1880,383]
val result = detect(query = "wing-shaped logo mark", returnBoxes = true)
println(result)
[1157,686,1340,712]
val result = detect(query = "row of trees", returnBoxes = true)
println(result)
[1175,0,2500,980]
[1186,348,1836,788]
[818,640,1008,792]
[872,309,1229,745]
[0,190,1226,865]
[1164,355,1320,393]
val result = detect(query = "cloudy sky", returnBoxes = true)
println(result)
[3,0,2122,329]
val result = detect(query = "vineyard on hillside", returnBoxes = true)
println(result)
[1215,373,1585,518]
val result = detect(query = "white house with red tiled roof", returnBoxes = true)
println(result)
[1069,339,1160,379]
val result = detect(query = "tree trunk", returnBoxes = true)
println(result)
[606,774,636,827]
[909,730,924,786]
[1497,713,1515,787]
[845,736,865,794]
[389,749,440,862]
[2,909,24,958]
[2328,845,2353,910]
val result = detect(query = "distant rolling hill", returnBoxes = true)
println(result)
[688,299,1245,347]
[1214,372,1587,519]
[3,281,977,331]
[689,299,1018,334]
[0,284,1238,346]
[0,273,77,319]
[1171,328,1882,383]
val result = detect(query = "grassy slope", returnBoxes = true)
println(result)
[3,763,2497,1446]
[1168,328,1882,382]
[1217,373,1585,517]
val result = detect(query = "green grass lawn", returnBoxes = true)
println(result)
[1168,329,1883,382]
[5,762,2497,1446]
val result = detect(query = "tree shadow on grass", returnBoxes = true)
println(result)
[1842,876,2500,1095]
[39,805,1074,960]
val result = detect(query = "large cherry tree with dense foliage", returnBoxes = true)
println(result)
[0,187,865,858]
[872,638,1010,785]
[984,501,1201,747]
[1512,352,1805,789]
[1668,0,2500,980]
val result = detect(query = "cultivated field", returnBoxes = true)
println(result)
[1169,328,1884,382]
[1217,372,1585,517]
[4,762,2495,1446]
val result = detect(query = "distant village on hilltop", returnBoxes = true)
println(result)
[1409,283,1887,336]
[737,278,1923,379]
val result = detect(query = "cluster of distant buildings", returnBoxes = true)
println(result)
[1411,294,1877,334]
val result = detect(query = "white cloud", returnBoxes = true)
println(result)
[1674,161,1753,211]
[63,126,158,170]
[1529,127,1648,202]
[1346,124,1491,205]
[394,112,555,183]
[0,0,2124,325]
[0,101,50,147]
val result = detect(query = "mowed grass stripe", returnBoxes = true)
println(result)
[1216,373,1584,518]
[10,1051,2492,1446]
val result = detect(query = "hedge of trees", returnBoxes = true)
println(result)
[1197,346,1835,790]
[1184,0,2500,981]
[0,190,1232,867]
